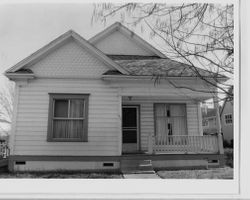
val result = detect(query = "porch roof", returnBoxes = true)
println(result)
[105,55,227,79]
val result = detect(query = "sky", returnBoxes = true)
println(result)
[0,2,163,133]
[0,1,236,133]
[0,2,234,102]
[0,3,154,88]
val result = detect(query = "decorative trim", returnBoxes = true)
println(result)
[102,74,228,82]
[5,73,35,81]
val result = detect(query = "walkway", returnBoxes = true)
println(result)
[123,172,160,179]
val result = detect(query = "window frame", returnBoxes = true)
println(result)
[154,103,187,136]
[47,93,89,142]
[224,113,233,125]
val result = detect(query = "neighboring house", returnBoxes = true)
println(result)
[202,108,217,135]
[0,130,9,144]
[220,86,234,146]
[201,105,223,135]
[5,22,227,172]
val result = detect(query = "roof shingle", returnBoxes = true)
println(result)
[105,56,226,78]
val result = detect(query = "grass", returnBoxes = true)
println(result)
[0,171,123,179]
[156,148,234,179]
[0,148,234,179]
[156,167,233,179]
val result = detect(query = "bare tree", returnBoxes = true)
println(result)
[0,81,14,135]
[92,3,234,100]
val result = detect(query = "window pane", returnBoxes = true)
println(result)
[155,104,166,117]
[156,118,168,136]
[122,107,137,127]
[170,105,186,117]
[123,130,137,143]
[69,99,84,118]
[54,100,68,117]
[68,120,83,138]
[172,116,187,135]
[53,119,68,138]
[53,120,83,139]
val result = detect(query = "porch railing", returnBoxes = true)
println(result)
[0,143,9,159]
[148,134,224,154]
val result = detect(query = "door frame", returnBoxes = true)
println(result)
[122,105,141,153]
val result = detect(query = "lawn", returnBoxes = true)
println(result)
[156,148,234,179]
[0,148,234,179]
[156,167,233,179]
[0,167,233,179]
[0,171,123,179]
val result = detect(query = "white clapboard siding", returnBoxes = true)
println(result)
[122,98,200,151]
[12,31,209,158]
[112,79,215,100]
[94,31,153,56]
[14,79,120,156]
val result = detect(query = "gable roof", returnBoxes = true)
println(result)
[103,55,228,79]
[5,29,130,77]
[202,108,217,118]
[89,22,166,58]
[5,23,229,81]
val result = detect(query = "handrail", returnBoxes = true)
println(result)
[148,134,221,154]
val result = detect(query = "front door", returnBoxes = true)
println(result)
[122,105,139,153]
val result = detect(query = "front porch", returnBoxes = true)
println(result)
[121,95,224,156]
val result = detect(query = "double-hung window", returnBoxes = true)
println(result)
[224,114,233,125]
[47,94,89,142]
[155,103,187,136]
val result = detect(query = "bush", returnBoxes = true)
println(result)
[224,148,233,168]
[223,140,233,148]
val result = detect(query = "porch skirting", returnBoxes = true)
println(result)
[8,154,225,172]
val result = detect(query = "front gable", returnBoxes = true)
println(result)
[92,30,154,56]
[5,30,129,80]
[26,38,113,78]
[89,22,166,57]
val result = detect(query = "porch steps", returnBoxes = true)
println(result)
[121,159,155,174]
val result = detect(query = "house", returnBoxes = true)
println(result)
[220,86,234,147]
[4,22,227,172]
[202,107,217,135]
[201,104,223,135]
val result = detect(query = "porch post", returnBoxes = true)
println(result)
[197,102,203,136]
[213,93,224,154]
[117,90,122,155]
[148,133,155,154]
